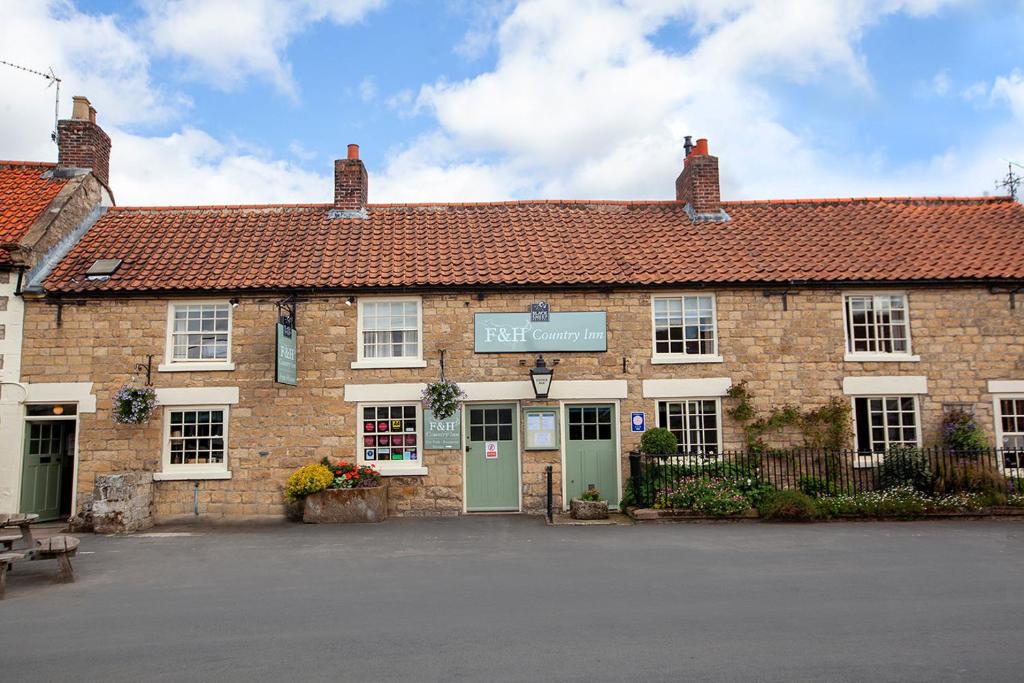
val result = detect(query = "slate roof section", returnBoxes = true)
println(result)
[0,161,70,265]
[43,195,1024,293]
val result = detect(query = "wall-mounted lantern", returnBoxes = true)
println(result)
[529,355,554,399]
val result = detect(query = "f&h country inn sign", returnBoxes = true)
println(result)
[276,321,297,385]
[474,311,607,353]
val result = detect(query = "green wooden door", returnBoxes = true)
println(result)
[565,404,619,506]
[465,404,519,511]
[21,421,68,521]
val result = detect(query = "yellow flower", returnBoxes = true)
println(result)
[284,463,334,502]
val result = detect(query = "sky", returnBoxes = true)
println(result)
[2,0,1024,206]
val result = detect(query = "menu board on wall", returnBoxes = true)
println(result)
[524,408,559,450]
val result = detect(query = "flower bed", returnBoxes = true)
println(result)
[633,479,1024,522]
[285,459,387,523]
[653,477,757,517]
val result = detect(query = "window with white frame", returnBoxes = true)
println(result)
[853,396,919,453]
[163,406,228,474]
[168,302,232,363]
[997,397,1024,470]
[357,299,422,365]
[656,399,721,454]
[844,294,912,356]
[359,403,420,467]
[652,295,718,360]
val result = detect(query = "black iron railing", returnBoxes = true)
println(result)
[627,447,1022,509]
[545,464,554,523]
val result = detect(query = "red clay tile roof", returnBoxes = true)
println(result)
[43,195,1024,293]
[0,161,69,265]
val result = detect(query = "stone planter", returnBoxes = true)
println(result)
[303,486,388,524]
[570,498,609,520]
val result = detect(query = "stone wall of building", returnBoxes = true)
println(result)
[17,286,1024,521]
[0,173,106,514]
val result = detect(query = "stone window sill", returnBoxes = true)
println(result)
[350,359,428,369]
[154,470,232,481]
[376,467,429,477]
[158,362,236,373]
[843,354,920,363]
[650,354,724,365]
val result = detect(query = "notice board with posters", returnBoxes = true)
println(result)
[523,407,559,450]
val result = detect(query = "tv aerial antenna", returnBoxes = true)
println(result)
[996,158,1024,201]
[0,58,62,144]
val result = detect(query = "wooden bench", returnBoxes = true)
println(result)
[0,552,26,599]
[0,513,38,549]
[29,536,80,583]
[0,533,21,551]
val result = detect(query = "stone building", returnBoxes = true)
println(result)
[0,96,113,517]
[11,135,1024,522]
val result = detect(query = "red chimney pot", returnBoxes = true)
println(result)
[347,144,359,160]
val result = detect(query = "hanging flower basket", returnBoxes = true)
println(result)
[422,379,466,420]
[112,384,158,425]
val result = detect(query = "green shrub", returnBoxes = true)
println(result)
[798,476,840,497]
[942,410,989,453]
[758,490,817,521]
[578,487,602,502]
[619,483,636,512]
[653,477,752,516]
[639,428,677,455]
[933,459,1007,504]
[879,446,932,492]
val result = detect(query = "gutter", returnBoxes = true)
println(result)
[37,276,1024,301]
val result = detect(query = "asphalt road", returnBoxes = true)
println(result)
[2,517,1023,682]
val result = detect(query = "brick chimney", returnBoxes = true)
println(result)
[675,137,721,216]
[57,96,111,187]
[334,143,368,213]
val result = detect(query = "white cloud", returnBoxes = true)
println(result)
[112,127,329,205]
[931,68,951,95]
[4,0,1021,209]
[0,0,178,166]
[141,0,386,96]
[359,76,378,102]
[991,69,1024,120]
[372,0,1020,202]
[0,0,335,206]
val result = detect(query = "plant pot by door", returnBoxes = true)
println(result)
[570,498,609,520]
[303,486,388,523]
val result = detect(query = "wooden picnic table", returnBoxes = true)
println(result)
[0,551,26,599]
[0,513,39,550]
[0,535,80,599]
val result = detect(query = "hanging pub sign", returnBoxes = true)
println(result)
[530,301,550,322]
[474,311,607,353]
[424,409,461,450]
[275,321,297,385]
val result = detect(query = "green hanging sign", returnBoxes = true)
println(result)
[276,322,297,385]
[424,409,461,450]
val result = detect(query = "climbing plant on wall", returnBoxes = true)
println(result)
[726,381,851,452]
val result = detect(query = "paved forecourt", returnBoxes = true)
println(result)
[1,517,1022,682]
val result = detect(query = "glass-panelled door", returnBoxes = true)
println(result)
[564,404,619,507]
[465,404,520,511]
[21,420,73,521]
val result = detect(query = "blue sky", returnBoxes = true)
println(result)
[3,1,1024,205]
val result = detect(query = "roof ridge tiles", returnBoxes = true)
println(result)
[723,195,1012,206]
[103,195,1016,213]
[0,160,58,168]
